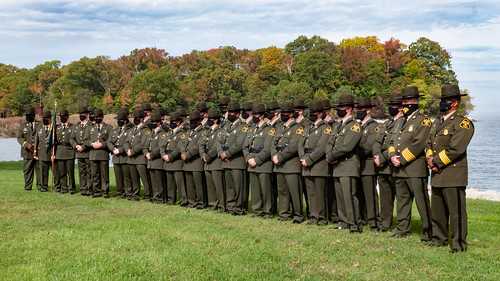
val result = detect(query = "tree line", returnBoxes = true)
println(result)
[0,35,473,116]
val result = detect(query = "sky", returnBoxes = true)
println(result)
[0,0,498,119]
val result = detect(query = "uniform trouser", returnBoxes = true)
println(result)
[277,173,304,222]
[205,170,217,208]
[334,177,360,229]
[56,159,75,193]
[241,171,250,212]
[166,171,185,204]
[360,175,379,228]
[77,158,91,194]
[326,176,338,222]
[431,187,467,251]
[205,170,225,210]
[249,172,272,216]
[129,164,151,199]
[394,177,432,239]
[185,171,204,207]
[150,169,165,203]
[378,174,396,229]
[271,173,278,215]
[90,160,109,195]
[113,163,130,196]
[23,159,38,190]
[39,160,51,191]
[305,176,327,222]
[225,169,246,214]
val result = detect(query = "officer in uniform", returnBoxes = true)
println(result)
[427,84,474,252]
[34,110,53,192]
[321,99,339,224]
[244,103,274,218]
[388,86,433,241]
[266,101,281,215]
[88,109,112,198]
[182,110,206,208]
[220,102,250,215]
[373,94,403,231]
[161,110,188,205]
[299,100,331,225]
[356,98,380,229]
[147,110,168,203]
[202,108,226,210]
[126,109,152,201]
[108,109,132,198]
[55,110,76,194]
[325,94,362,232]
[17,106,39,191]
[72,106,91,196]
[272,102,305,223]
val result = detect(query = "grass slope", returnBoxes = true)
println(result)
[0,161,499,281]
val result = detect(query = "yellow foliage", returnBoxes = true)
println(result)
[340,36,384,54]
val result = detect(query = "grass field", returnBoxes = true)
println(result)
[1,161,499,280]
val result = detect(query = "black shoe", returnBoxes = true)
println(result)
[292,217,304,224]
[103,193,110,199]
[350,226,363,233]
[391,232,409,238]
[306,218,318,225]
[40,189,48,192]
[278,216,291,222]
[25,189,32,191]
[317,219,328,226]
[92,193,102,198]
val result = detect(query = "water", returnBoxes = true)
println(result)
[1,118,499,196]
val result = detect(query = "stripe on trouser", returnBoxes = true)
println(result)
[457,188,463,251]
[349,178,357,226]
[421,178,432,233]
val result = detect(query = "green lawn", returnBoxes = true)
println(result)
[0,161,499,281]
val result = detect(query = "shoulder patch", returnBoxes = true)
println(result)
[295,127,305,136]
[268,128,276,136]
[459,118,472,129]
[351,123,361,133]
[323,127,332,135]
[421,117,432,127]
[145,130,151,135]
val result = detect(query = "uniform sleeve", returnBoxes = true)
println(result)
[305,127,330,166]
[17,123,26,147]
[326,123,361,161]
[277,127,303,163]
[254,129,272,166]
[399,117,432,166]
[433,118,475,169]
[372,123,385,161]
[106,129,116,151]
[226,126,248,158]
[359,124,377,158]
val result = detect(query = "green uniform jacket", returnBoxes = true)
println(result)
[325,117,361,178]
[358,119,378,176]
[125,124,151,165]
[221,119,250,170]
[55,123,75,160]
[244,122,274,174]
[35,124,52,162]
[17,121,39,160]
[161,126,188,171]
[71,121,91,159]
[389,111,432,178]
[147,129,168,170]
[182,125,205,172]
[203,126,225,171]
[87,123,112,161]
[272,120,304,174]
[299,120,331,177]
[427,112,474,187]
[107,124,133,164]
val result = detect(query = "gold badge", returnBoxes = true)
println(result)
[443,128,448,135]
[241,126,249,133]
[351,123,361,133]
[459,119,471,129]
[180,133,187,139]
[323,127,332,135]
[268,128,276,136]
[296,127,304,136]
[408,125,414,132]
[421,118,432,127]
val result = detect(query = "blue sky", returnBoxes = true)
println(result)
[0,0,498,118]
